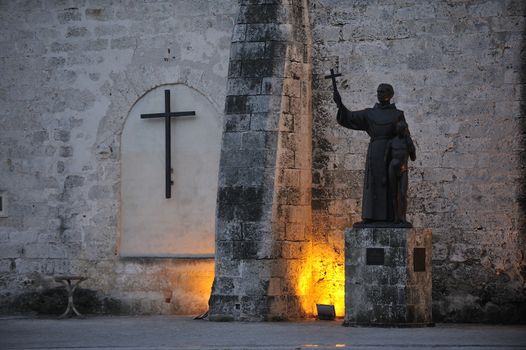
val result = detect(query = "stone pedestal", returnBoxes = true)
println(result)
[344,227,433,327]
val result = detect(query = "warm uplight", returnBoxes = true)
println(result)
[297,263,313,314]
[309,243,345,317]
[166,260,215,314]
[298,243,345,317]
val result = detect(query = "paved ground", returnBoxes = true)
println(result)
[0,316,525,350]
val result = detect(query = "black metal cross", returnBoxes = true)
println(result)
[141,90,196,199]
[324,68,342,93]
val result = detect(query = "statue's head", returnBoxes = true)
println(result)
[396,120,408,137]
[377,83,394,104]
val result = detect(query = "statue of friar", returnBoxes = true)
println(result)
[333,81,414,226]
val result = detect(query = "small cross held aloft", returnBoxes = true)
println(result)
[141,90,196,199]
[325,68,342,93]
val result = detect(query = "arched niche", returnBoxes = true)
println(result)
[120,84,221,257]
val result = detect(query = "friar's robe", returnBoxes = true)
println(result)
[337,102,406,221]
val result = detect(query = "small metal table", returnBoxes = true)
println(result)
[54,276,87,319]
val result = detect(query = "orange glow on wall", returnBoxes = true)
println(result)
[297,242,345,317]
[296,249,314,315]
[164,260,215,314]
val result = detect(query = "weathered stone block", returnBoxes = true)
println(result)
[228,60,242,78]
[230,42,266,60]
[241,131,274,150]
[216,220,243,241]
[57,9,81,24]
[225,95,248,114]
[345,227,433,327]
[245,23,291,41]
[208,295,239,320]
[228,77,262,95]
[242,221,272,241]
[265,41,288,58]
[110,37,136,50]
[224,114,251,132]
[233,241,260,259]
[232,24,247,42]
[238,4,282,24]
[240,295,268,321]
[246,95,282,114]
[241,59,276,78]
[86,8,113,21]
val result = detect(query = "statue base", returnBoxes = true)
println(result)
[344,227,433,327]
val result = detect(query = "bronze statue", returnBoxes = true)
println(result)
[330,73,414,226]
[384,120,416,225]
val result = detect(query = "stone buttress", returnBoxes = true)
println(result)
[209,0,313,321]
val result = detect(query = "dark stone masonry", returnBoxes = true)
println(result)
[210,0,313,321]
[344,227,432,326]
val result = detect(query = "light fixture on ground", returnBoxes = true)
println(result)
[316,304,336,320]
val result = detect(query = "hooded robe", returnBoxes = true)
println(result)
[337,102,406,222]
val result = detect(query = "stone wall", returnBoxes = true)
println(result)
[0,0,237,314]
[310,0,526,322]
[210,0,313,321]
[1,0,525,322]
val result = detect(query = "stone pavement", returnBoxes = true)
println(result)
[0,316,525,350]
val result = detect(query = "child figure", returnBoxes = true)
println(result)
[384,121,416,224]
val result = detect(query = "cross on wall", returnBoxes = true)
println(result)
[140,90,196,199]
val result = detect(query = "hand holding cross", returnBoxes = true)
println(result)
[325,68,343,108]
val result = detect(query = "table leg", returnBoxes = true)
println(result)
[58,279,85,319]
[58,280,72,319]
